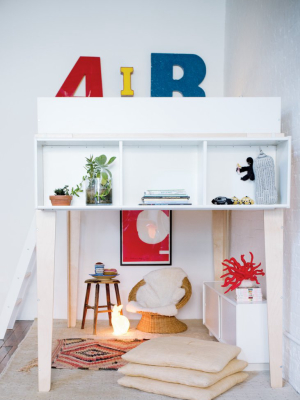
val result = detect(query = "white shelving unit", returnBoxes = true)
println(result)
[203,282,269,369]
[35,136,291,210]
[34,97,289,391]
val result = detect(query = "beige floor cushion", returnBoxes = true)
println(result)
[122,336,241,373]
[119,359,248,388]
[118,372,248,400]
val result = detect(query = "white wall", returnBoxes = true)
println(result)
[224,0,300,392]
[0,0,226,320]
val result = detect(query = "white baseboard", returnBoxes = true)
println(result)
[245,363,269,371]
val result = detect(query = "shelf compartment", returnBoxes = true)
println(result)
[205,138,291,207]
[36,140,121,208]
[122,143,204,206]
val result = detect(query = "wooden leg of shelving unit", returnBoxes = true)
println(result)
[264,209,283,388]
[36,210,56,392]
[212,211,230,281]
[67,211,81,328]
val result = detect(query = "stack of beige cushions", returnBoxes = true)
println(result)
[118,336,248,400]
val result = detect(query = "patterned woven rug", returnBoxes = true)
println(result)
[20,338,145,372]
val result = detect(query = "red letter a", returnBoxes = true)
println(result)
[56,56,103,97]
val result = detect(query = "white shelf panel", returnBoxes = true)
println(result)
[36,137,288,146]
[207,138,287,146]
[37,97,281,135]
[122,139,203,146]
[36,139,119,146]
[204,281,267,306]
[37,206,122,211]
[37,204,289,211]
[35,136,291,210]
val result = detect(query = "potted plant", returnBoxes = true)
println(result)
[84,154,116,205]
[49,185,72,206]
[49,184,83,206]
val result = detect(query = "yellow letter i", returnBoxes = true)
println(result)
[120,67,134,96]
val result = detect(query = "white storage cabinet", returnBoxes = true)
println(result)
[203,282,269,368]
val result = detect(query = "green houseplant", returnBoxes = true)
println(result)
[84,154,116,205]
[49,184,83,206]
[49,185,72,206]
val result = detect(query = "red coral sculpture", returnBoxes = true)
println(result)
[220,252,265,293]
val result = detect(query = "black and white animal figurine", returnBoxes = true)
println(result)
[236,157,255,181]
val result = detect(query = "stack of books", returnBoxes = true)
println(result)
[236,287,263,302]
[140,189,192,205]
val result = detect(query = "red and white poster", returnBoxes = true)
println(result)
[120,210,172,265]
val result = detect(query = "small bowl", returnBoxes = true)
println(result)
[89,274,119,280]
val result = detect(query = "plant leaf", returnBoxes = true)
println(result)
[95,155,107,166]
[106,156,116,165]
[100,189,110,198]
[105,169,112,178]
[101,171,108,185]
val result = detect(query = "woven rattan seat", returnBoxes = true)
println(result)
[128,276,192,334]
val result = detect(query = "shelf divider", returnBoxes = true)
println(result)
[119,140,123,206]
[202,141,207,206]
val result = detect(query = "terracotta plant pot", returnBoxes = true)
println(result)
[49,195,73,206]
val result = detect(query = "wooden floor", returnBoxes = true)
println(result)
[0,320,33,374]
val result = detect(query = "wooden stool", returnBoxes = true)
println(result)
[81,279,122,335]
